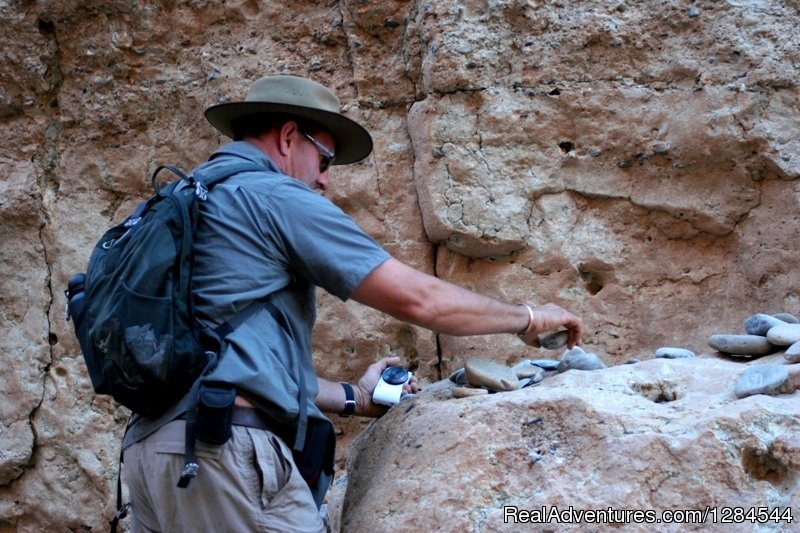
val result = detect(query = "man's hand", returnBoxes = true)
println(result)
[517,303,583,349]
[354,356,419,418]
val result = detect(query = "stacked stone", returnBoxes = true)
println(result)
[706,312,800,399]
[708,312,800,361]
[449,330,608,397]
[446,313,800,401]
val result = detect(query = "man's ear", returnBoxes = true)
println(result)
[277,120,300,157]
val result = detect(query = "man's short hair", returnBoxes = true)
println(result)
[233,113,325,140]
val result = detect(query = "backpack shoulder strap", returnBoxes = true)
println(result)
[193,162,267,189]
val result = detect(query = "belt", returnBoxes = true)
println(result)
[177,405,273,431]
[230,405,272,430]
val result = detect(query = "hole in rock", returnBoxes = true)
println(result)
[741,445,790,486]
[558,141,574,153]
[37,18,55,34]
[580,271,603,295]
[630,380,680,403]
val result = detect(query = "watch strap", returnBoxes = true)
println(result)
[339,382,356,417]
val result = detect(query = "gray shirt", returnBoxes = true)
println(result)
[124,141,390,447]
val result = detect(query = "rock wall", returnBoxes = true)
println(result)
[1,0,798,530]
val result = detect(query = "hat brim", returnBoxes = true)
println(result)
[205,102,373,165]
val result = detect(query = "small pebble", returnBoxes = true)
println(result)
[734,364,789,399]
[518,373,544,389]
[655,347,696,359]
[465,358,520,391]
[773,312,799,324]
[512,360,546,379]
[558,348,607,372]
[452,386,489,398]
[527,372,544,386]
[744,313,786,336]
[449,368,468,385]
[785,340,800,363]
[539,330,569,350]
[708,334,774,355]
[766,323,800,346]
[624,358,641,365]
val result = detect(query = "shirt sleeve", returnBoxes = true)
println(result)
[261,180,391,301]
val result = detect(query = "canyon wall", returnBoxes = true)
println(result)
[1,0,798,530]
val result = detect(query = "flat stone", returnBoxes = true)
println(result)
[538,330,569,350]
[655,347,696,359]
[734,365,789,399]
[512,360,546,379]
[744,313,786,336]
[452,386,489,398]
[766,323,800,346]
[530,359,560,371]
[773,312,799,324]
[465,358,519,391]
[558,348,607,372]
[785,341,800,363]
[527,372,543,386]
[708,334,774,355]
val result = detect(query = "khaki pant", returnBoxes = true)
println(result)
[123,420,325,532]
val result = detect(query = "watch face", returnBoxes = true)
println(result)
[381,366,410,385]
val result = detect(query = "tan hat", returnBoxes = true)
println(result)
[205,75,373,165]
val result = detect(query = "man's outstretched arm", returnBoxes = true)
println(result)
[350,258,583,347]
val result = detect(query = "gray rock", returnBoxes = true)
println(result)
[518,375,544,389]
[558,348,607,372]
[519,374,544,389]
[734,365,789,399]
[655,347,696,359]
[512,360,546,379]
[449,368,468,385]
[785,341,800,363]
[527,372,544,386]
[766,323,800,346]
[539,330,569,350]
[744,313,786,336]
[773,312,799,324]
[530,359,561,371]
[465,358,519,391]
[708,334,774,355]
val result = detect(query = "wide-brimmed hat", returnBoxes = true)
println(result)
[205,75,373,165]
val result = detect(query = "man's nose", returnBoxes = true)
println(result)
[316,172,330,191]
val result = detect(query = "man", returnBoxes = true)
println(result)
[121,75,583,532]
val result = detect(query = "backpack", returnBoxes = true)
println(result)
[65,162,261,415]
[64,161,263,504]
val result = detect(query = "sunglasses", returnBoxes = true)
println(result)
[301,132,336,173]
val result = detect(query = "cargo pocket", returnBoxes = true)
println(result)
[248,428,291,508]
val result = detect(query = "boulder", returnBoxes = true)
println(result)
[334,358,800,532]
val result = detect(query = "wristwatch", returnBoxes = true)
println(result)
[372,366,412,406]
[339,382,356,417]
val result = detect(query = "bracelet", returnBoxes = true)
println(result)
[339,382,356,417]
[517,303,535,336]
